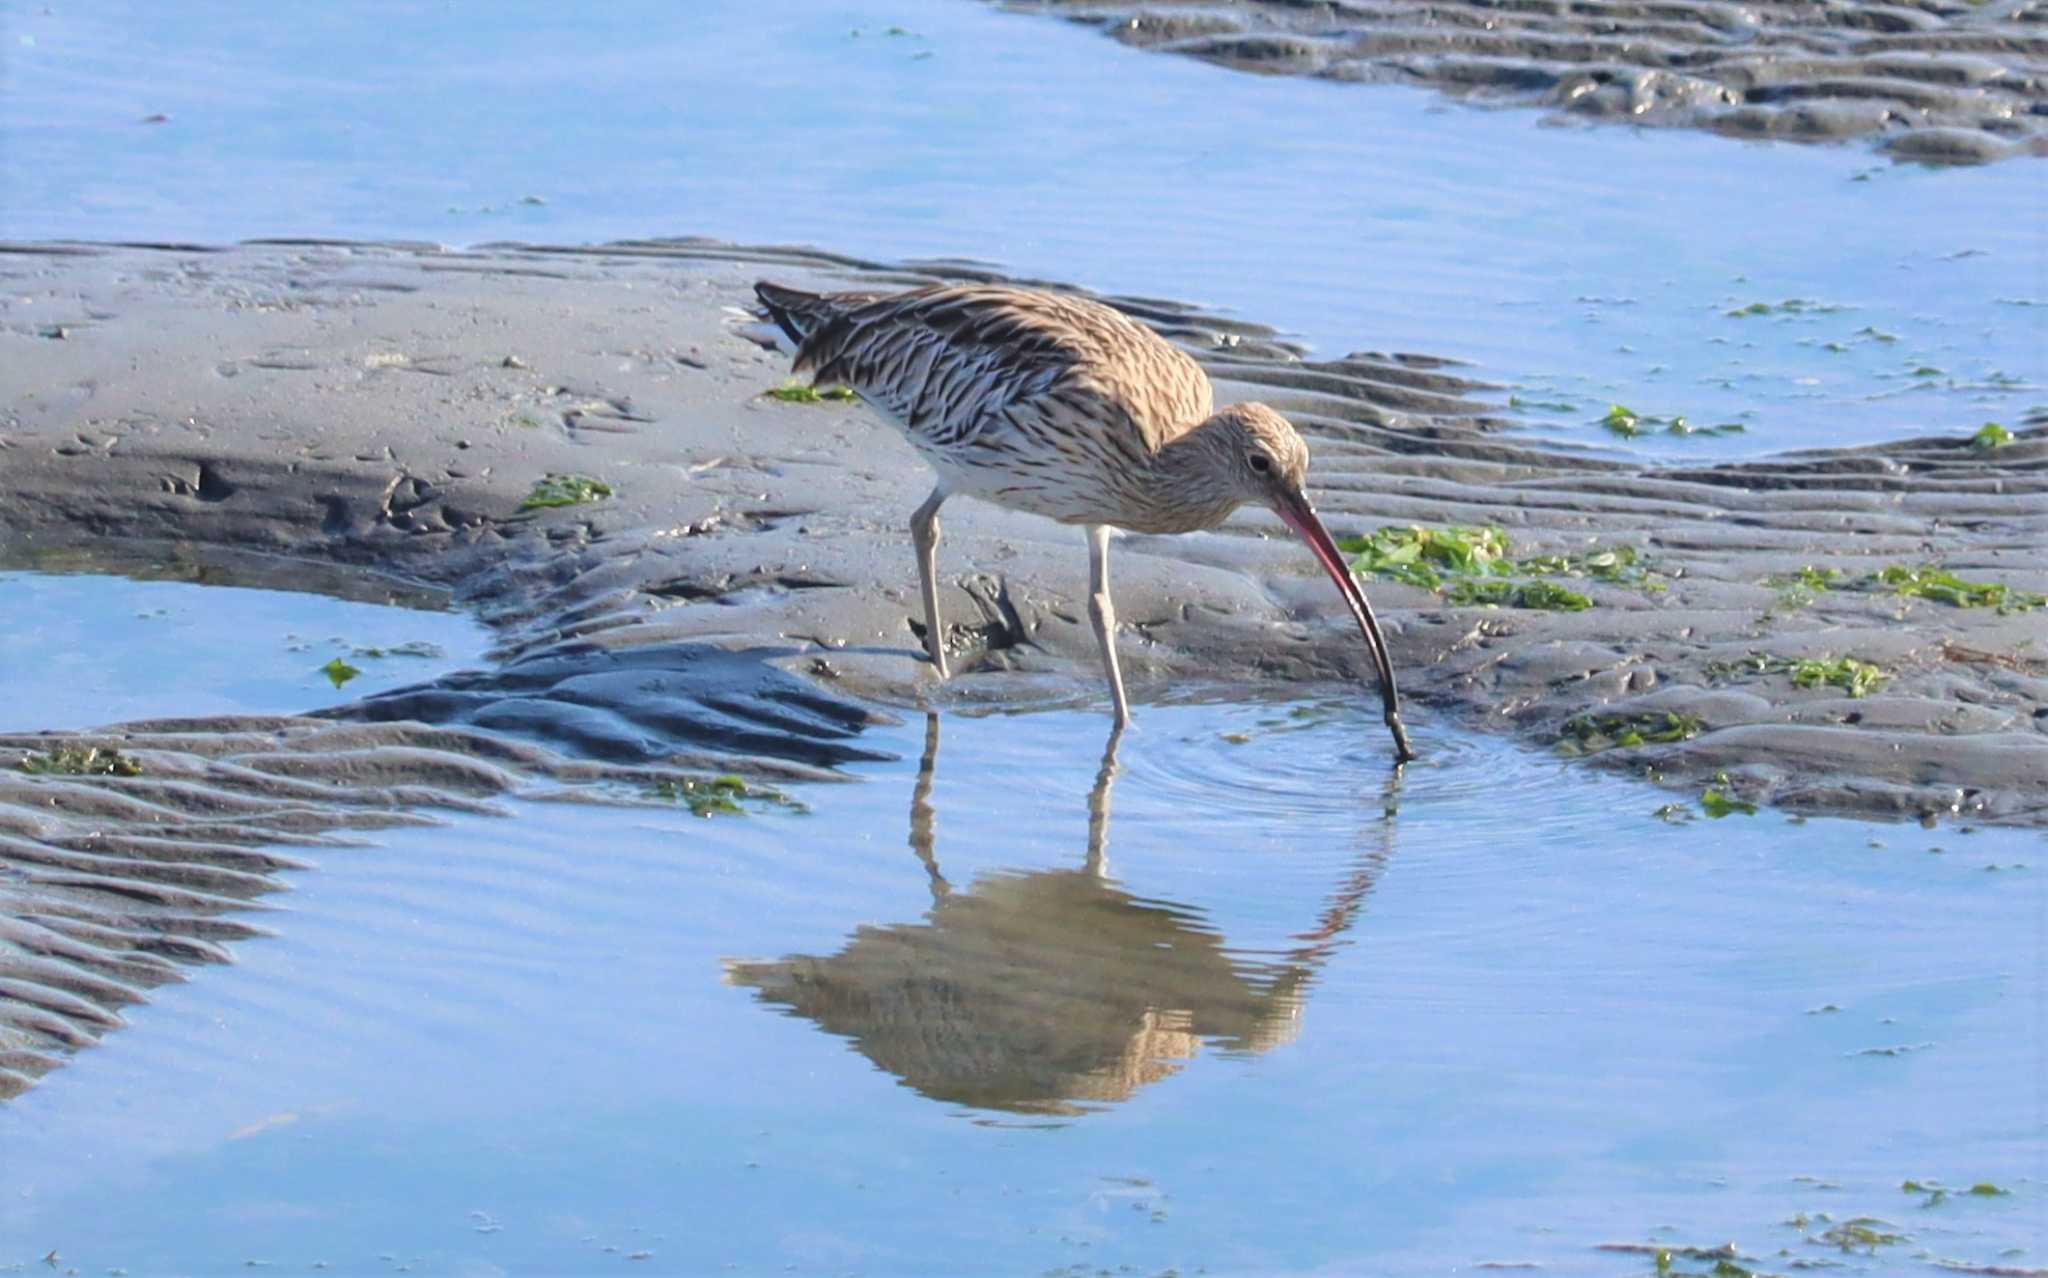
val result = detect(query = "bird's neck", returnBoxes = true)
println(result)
[1135,425,1240,535]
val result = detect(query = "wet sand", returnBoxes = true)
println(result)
[1014,0,2048,163]
[1,237,2043,1090]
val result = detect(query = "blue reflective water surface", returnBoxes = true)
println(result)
[1,681,2040,1275]
[0,566,491,728]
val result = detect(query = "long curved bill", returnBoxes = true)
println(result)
[1273,488,1417,763]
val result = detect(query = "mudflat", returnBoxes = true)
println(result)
[1,237,2043,1094]
[1016,0,2048,164]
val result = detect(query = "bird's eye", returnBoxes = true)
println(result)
[1247,452,1273,475]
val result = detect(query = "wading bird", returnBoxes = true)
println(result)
[754,281,1414,762]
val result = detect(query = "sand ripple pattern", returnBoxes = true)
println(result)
[1020,0,2048,163]
[0,640,886,1102]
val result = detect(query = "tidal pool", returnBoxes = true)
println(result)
[0,564,492,729]
[0,582,2039,1275]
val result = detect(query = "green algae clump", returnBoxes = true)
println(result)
[18,745,143,777]
[1700,786,1757,818]
[766,380,857,403]
[1338,524,1653,609]
[521,473,614,511]
[648,773,806,818]
[1602,403,1744,438]
[1788,656,1889,699]
[1872,564,2044,612]
[1446,577,1592,611]
[1559,712,1704,755]
[1336,524,1512,589]
[1969,421,2013,450]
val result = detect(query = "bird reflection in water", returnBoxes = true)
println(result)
[723,716,1396,1117]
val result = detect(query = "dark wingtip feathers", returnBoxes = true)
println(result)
[754,281,815,348]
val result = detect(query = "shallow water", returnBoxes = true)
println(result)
[0,568,491,729]
[1,586,2042,1273]
[4,0,2042,455]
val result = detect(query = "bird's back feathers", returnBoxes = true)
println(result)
[755,281,1211,455]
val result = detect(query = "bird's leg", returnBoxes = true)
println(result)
[1085,719,1124,879]
[910,485,949,678]
[1086,524,1132,730]
[908,713,949,900]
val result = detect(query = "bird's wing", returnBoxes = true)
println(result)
[794,286,1211,453]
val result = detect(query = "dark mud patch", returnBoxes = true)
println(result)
[1013,0,2048,164]
[1,238,2043,1095]
[332,640,894,769]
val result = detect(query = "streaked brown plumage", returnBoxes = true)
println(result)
[755,280,1413,761]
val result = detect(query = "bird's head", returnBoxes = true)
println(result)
[1201,402,1311,509]
[1186,401,1416,763]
